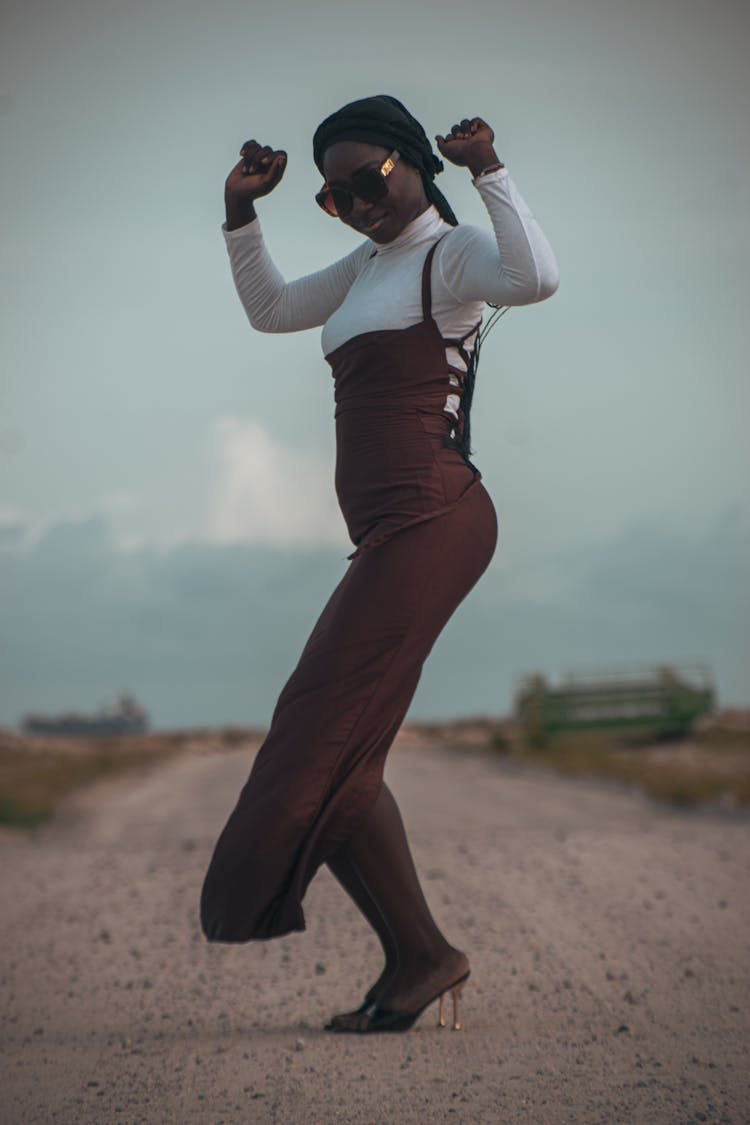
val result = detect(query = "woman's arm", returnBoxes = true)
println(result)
[222,137,370,333]
[437,168,559,306]
[224,222,372,333]
[435,116,559,306]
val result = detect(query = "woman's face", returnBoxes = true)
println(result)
[321,141,429,244]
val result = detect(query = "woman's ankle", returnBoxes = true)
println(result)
[392,943,467,982]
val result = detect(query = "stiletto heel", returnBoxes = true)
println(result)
[451,981,464,1031]
[437,980,465,1030]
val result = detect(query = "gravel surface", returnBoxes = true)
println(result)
[1,737,748,1124]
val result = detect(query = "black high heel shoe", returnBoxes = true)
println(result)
[323,992,377,1032]
[323,963,395,1032]
[325,970,470,1034]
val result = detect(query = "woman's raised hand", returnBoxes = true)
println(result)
[435,118,503,178]
[225,140,287,229]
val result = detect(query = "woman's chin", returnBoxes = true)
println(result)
[355,214,390,240]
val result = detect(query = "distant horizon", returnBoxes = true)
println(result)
[9,662,746,736]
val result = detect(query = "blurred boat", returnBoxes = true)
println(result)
[21,693,149,737]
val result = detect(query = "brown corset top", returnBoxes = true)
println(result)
[325,237,484,560]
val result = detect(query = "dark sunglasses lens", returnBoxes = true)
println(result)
[351,168,389,204]
[316,187,340,216]
[329,188,354,217]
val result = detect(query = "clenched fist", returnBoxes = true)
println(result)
[435,117,503,178]
[225,139,288,230]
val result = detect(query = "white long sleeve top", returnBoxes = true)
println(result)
[222,167,559,418]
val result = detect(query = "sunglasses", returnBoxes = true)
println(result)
[316,150,400,218]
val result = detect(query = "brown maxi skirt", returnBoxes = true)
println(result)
[200,237,498,942]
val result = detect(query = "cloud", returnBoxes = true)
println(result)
[207,416,348,550]
[0,510,347,729]
[0,506,747,729]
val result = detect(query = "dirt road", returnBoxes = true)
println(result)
[1,737,748,1124]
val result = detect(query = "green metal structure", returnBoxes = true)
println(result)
[515,664,715,742]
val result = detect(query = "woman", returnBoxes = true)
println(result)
[200,95,558,1034]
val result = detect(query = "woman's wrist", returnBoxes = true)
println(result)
[225,196,258,231]
[472,161,505,182]
[467,146,504,178]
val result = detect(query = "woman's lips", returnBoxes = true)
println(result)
[356,214,387,234]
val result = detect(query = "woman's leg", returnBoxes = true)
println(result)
[325,781,469,1029]
[325,849,398,1010]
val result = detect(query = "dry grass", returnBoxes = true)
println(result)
[0,725,264,828]
[3,712,749,828]
[398,713,750,810]
[499,718,750,809]
[399,713,750,810]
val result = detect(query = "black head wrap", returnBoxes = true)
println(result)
[312,94,458,226]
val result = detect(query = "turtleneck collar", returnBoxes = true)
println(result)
[368,204,451,253]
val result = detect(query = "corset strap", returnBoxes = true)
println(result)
[420,234,449,322]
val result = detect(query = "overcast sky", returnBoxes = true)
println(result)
[1,0,748,727]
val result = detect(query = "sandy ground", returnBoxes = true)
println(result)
[1,737,748,1125]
